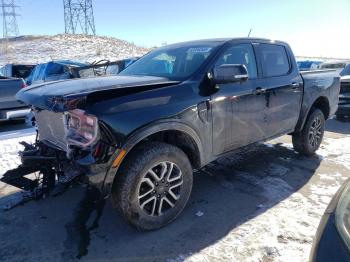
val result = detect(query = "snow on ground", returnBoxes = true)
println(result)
[0,34,150,65]
[0,129,35,174]
[318,137,350,170]
[0,124,349,261]
[170,135,350,262]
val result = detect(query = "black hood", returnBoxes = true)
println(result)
[16,75,179,112]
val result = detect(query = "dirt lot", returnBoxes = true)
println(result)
[0,119,349,262]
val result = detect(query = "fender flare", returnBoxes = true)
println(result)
[101,120,204,194]
[295,96,330,132]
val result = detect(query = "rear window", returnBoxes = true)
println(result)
[259,44,290,77]
[12,65,34,79]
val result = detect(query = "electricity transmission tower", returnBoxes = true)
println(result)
[0,0,20,38]
[63,0,96,35]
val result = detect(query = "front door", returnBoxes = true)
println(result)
[211,43,268,155]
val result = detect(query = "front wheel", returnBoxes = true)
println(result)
[111,142,193,230]
[292,108,325,156]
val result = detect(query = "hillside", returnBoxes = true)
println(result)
[0,34,150,65]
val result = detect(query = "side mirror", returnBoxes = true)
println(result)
[212,64,249,84]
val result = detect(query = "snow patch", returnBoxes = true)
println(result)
[317,137,350,170]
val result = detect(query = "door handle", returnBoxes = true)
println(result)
[253,87,266,95]
[291,82,300,89]
[197,100,210,122]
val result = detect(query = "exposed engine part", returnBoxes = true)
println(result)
[1,140,85,210]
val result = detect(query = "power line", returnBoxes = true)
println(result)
[0,0,19,38]
[63,0,96,35]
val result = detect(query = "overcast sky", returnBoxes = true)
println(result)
[3,0,350,58]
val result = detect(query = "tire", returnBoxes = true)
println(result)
[111,141,193,230]
[292,108,325,156]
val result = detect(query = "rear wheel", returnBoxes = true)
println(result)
[111,142,193,230]
[292,108,325,156]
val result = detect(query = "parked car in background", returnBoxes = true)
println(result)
[310,178,350,262]
[0,63,35,79]
[76,57,139,78]
[320,62,350,120]
[26,58,138,85]
[26,60,88,86]
[297,60,322,71]
[0,76,29,122]
[4,38,340,230]
[337,75,350,120]
[320,61,350,75]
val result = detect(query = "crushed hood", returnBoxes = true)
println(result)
[16,75,179,112]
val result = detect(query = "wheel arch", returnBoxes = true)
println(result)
[295,96,330,132]
[102,120,204,194]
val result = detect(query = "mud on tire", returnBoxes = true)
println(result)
[111,141,193,230]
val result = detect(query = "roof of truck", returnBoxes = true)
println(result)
[163,37,288,48]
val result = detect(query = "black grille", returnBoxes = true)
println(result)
[340,81,350,94]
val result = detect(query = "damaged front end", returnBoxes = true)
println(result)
[1,106,116,208]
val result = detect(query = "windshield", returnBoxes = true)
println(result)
[119,43,220,80]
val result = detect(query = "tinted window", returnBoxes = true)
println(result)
[216,44,257,78]
[260,44,290,77]
[12,65,34,78]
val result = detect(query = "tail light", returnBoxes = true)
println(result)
[21,80,27,88]
[65,109,99,148]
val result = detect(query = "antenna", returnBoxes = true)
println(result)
[247,28,252,37]
[0,0,20,38]
[63,0,96,35]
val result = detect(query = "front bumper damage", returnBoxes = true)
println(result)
[1,127,115,209]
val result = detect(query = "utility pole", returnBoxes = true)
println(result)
[63,0,96,35]
[0,0,19,38]
[0,0,19,63]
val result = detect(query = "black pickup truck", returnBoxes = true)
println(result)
[4,38,340,230]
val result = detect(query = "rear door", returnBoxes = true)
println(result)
[211,42,268,155]
[256,43,303,137]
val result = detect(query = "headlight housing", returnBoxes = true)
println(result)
[335,181,350,249]
[65,109,99,148]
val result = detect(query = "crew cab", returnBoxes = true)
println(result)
[3,38,340,230]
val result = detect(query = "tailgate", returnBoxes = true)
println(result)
[0,78,27,110]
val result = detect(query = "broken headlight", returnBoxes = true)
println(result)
[335,180,350,250]
[65,109,99,148]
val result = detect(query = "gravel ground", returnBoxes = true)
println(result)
[0,119,349,262]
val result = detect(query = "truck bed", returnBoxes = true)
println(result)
[299,69,341,125]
